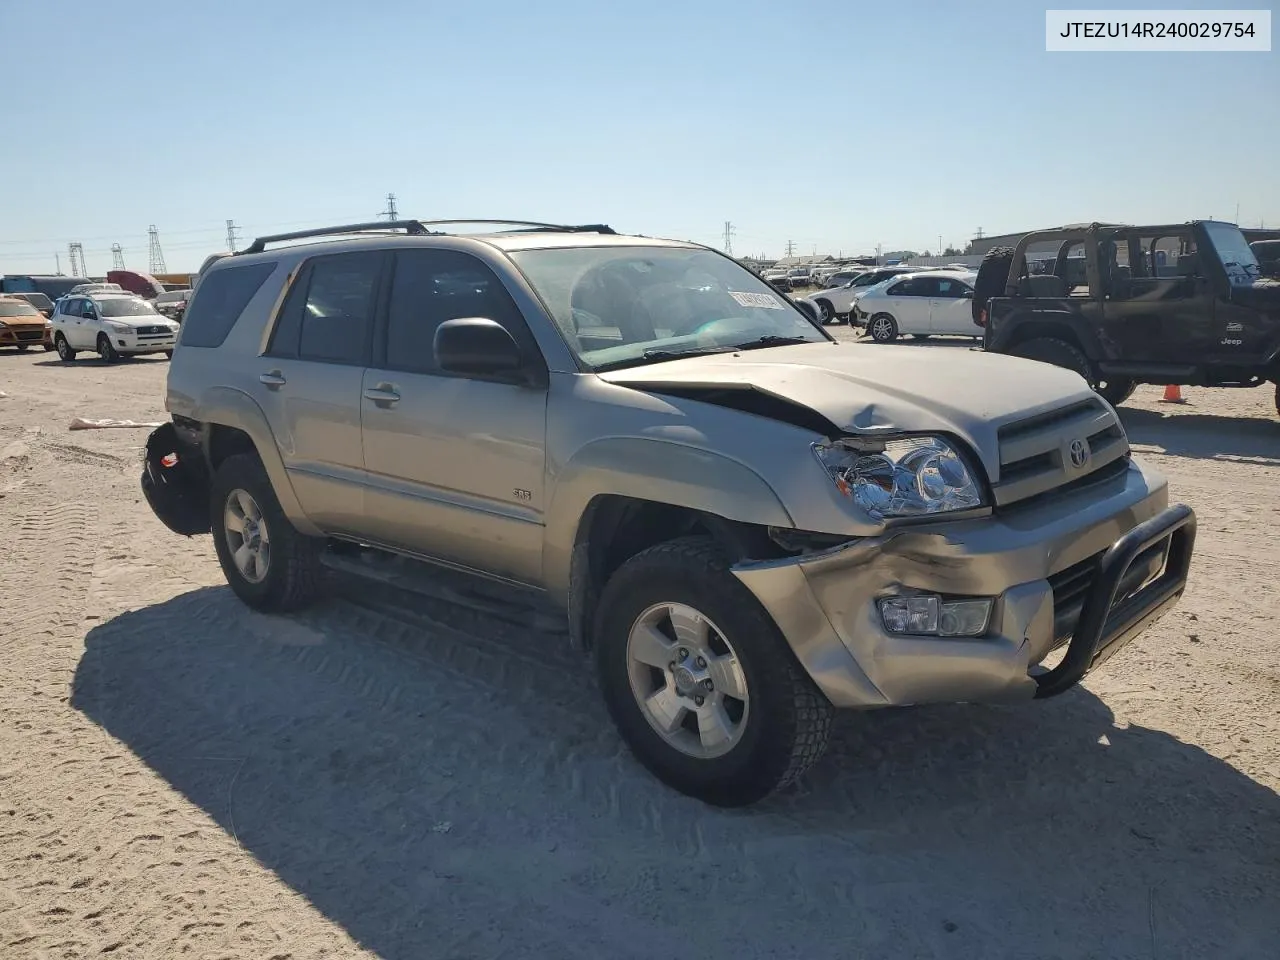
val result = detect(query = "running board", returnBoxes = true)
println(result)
[320,543,568,636]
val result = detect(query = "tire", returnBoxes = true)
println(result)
[1096,378,1137,407]
[973,245,1017,324]
[96,333,120,364]
[910,334,932,341]
[16,344,29,352]
[1274,381,1279,418]
[163,350,174,360]
[1009,336,1092,381]
[594,536,833,807]
[210,453,325,613]
[43,342,55,352]
[54,333,77,362]
[815,299,834,325]
[868,313,899,343]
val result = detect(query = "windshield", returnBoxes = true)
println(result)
[0,301,41,318]
[97,298,158,317]
[509,245,829,371]
[1202,222,1260,283]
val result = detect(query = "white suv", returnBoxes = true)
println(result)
[51,292,179,363]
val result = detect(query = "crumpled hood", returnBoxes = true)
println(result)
[597,340,1100,478]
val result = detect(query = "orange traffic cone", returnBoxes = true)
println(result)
[1158,384,1187,404]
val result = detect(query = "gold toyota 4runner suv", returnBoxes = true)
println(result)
[141,220,1196,807]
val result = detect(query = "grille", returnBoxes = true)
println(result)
[135,325,167,335]
[15,329,44,341]
[994,398,1129,507]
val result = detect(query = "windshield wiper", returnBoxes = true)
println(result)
[731,335,817,351]
[593,345,738,372]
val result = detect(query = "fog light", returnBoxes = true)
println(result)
[879,595,992,637]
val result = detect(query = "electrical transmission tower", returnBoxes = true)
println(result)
[975,227,984,240]
[721,221,736,255]
[381,193,399,221]
[226,219,241,253]
[147,225,167,274]
[68,243,88,277]
[111,244,125,270]
[784,239,796,258]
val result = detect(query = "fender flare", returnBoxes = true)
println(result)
[199,386,323,537]
[542,437,794,604]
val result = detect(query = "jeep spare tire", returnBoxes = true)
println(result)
[973,245,1017,325]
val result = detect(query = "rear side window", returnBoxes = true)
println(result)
[298,252,381,365]
[180,261,277,348]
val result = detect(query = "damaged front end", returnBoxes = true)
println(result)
[140,422,211,537]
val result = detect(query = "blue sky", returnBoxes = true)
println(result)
[1,0,1276,273]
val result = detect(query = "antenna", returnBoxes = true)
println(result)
[225,219,241,253]
[111,243,125,270]
[721,221,735,255]
[147,225,167,273]
[68,242,88,277]
[381,193,399,221]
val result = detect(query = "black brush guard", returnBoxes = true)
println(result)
[1034,503,1197,698]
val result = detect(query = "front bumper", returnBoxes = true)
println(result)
[731,458,1196,708]
[107,326,178,353]
[0,323,50,347]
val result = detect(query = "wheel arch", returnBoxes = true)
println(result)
[195,387,322,536]
[544,438,795,650]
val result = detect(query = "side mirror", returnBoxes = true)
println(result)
[434,317,524,378]
[962,289,974,298]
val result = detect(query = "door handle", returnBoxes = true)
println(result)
[363,385,400,406]
[259,371,286,388]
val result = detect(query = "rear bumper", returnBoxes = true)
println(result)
[731,457,1196,709]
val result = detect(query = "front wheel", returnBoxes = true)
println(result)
[814,299,834,324]
[16,344,29,352]
[594,536,833,807]
[96,334,120,364]
[54,333,77,362]
[163,350,174,360]
[43,341,55,352]
[868,313,899,343]
[210,453,325,613]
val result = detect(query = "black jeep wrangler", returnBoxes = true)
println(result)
[974,220,1280,414]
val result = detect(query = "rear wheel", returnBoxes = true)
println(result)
[210,453,325,612]
[54,333,77,362]
[1010,336,1092,380]
[815,299,834,324]
[869,313,899,343]
[1096,378,1137,407]
[594,536,832,807]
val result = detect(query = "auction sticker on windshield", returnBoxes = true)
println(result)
[729,291,785,309]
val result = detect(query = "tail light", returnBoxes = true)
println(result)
[975,308,987,328]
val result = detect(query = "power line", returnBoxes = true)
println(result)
[111,244,125,270]
[148,225,167,274]
[381,193,399,221]
[226,219,241,254]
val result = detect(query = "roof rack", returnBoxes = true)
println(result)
[240,220,436,255]
[414,219,616,235]
[240,218,616,256]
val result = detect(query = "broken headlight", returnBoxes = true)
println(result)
[813,436,985,520]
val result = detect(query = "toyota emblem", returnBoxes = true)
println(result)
[1068,438,1090,469]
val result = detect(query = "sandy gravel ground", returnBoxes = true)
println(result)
[1,340,1277,960]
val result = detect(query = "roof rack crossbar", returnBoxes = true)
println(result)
[413,219,616,234]
[241,220,433,255]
